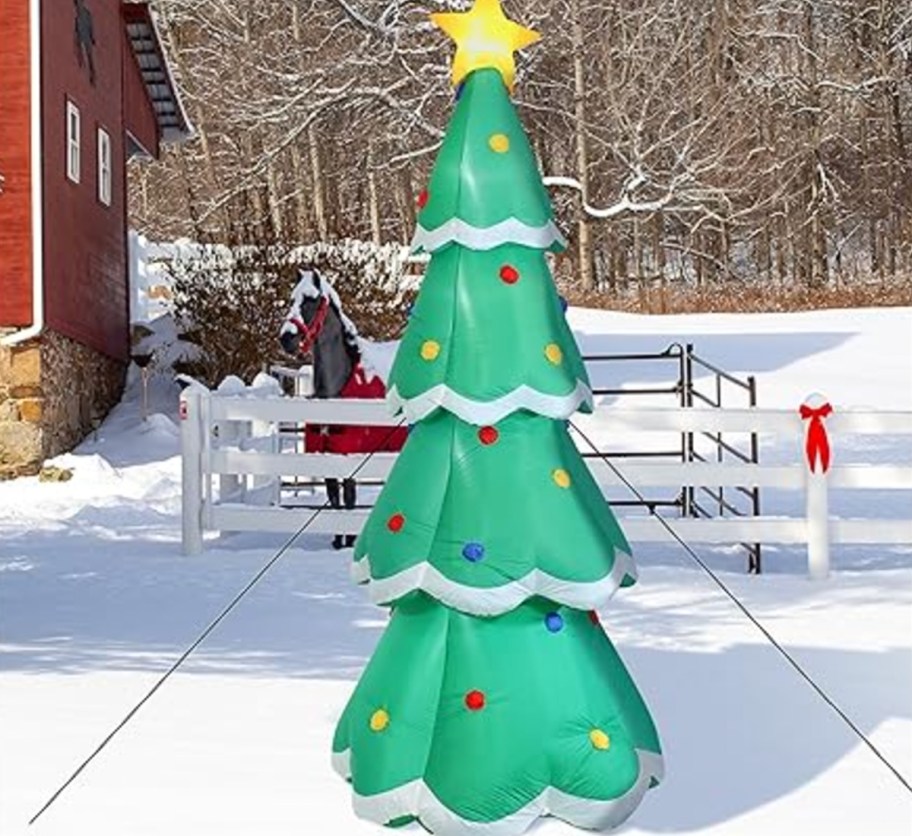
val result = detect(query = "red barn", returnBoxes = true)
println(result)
[0,0,190,477]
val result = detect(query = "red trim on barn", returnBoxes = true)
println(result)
[0,0,34,327]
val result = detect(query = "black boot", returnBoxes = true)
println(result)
[342,479,357,548]
[326,478,344,549]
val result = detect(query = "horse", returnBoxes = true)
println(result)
[279,268,408,549]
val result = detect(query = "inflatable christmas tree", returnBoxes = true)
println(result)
[332,2,663,833]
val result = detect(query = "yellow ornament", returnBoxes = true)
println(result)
[370,709,390,732]
[552,468,571,489]
[489,133,510,153]
[589,728,611,750]
[430,0,541,92]
[421,340,441,361]
[545,343,563,365]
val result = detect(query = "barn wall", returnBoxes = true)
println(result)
[42,0,130,362]
[0,0,34,326]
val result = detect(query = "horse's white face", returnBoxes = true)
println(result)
[279,268,360,348]
[292,269,322,303]
[280,270,323,339]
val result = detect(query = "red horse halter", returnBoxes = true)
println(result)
[290,295,330,356]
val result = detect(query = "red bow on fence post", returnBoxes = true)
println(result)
[799,400,834,473]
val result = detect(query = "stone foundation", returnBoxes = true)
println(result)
[40,330,127,457]
[0,330,126,479]
[0,340,43,478]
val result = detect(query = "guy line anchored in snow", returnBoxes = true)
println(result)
[567,417,912,798]
[27,415,911,827]
[27,419,408,828]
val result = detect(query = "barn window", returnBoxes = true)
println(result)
[97,127,111,206]
[66,101,81,183]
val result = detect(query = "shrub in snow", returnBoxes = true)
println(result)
[162,239,419,387]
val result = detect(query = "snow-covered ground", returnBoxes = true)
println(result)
[1,307,911,836]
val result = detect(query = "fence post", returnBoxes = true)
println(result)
[128,229,144,323]
[801,394,834,579]
[181,388,204,555]
[296,364,314,397]
[248,413,279,504]
[747,375,761,574]
[682,344,695,517]
[217,418,244,504]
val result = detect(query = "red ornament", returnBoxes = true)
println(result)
[478,426,499,445]
[416,189,429,209]
[799,401,833,473]
[499,265,519,284]
[465,690,486,711]
[588,610,600,625]
[387,513,405,533]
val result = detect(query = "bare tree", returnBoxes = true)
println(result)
[131,0,912,294]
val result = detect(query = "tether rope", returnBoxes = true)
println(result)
[568,417,912,795]
[27,409,911,826]
[28,418,407,827]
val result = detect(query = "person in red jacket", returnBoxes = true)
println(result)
[279,268,408,548]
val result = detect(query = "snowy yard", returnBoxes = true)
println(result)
[1,306,911,835]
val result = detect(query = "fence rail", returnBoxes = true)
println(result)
[180,388,912,577]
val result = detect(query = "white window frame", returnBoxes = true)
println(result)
[66,100,80,183]
[97,126,111,206]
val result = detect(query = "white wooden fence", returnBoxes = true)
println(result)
[128,231,179,323]
[180,388,912,577]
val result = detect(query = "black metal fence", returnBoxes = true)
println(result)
[270,343,763,573]
[582,343,761,573]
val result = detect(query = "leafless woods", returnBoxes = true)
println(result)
[132,0,911,296]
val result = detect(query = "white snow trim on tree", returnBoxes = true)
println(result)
[411,218,567,253]
[281,268,360,349]
[331,748,664,836]
[386,380,593,425]
[351,552,637,616]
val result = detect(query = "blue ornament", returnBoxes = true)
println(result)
[545,612,564,633]
[405,302,415,318]
[455,82,465,101]
[559,295,569,314]
[462,542,485,562]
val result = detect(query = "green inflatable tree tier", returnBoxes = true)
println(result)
[332,2,663,834]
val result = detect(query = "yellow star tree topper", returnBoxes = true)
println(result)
[431,0,541,92]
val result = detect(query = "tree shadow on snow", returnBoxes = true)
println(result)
[2,519,910,830]
[573,330,855,400]
[0,526,382,679]
[621,642,911,831]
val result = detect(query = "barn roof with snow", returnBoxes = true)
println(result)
[123,1,193,146]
